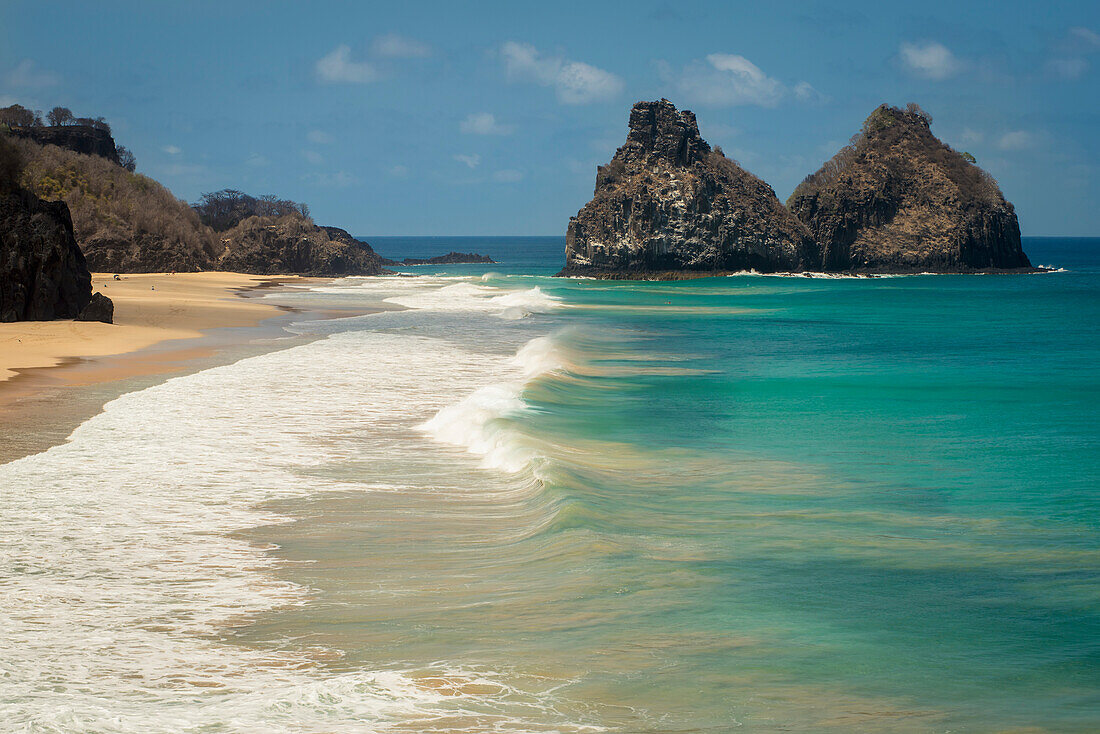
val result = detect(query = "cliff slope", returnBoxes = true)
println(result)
[787,104,1032,272]
[10,135,217,272]
[217,214,387,276]
[560,99,817,278]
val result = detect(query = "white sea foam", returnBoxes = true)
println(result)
[417,336,565,475]
[0,276,589,731]
[385,281,561,319]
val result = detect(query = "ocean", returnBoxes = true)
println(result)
[1,236,1097,732]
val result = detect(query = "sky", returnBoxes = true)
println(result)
[2,0,1098,236]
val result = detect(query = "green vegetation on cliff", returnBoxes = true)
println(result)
[9,135,217,272]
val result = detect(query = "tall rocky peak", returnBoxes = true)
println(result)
[562,99,818,278]
[622,99,711,167]
[788,103,1033,273]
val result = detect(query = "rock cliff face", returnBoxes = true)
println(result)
[788,104,1032,272]
[217,214,387,276]
[560,99,817,278]
[0,188,96,321]
[11,125,120,165]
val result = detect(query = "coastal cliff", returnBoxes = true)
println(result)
[559,99,817,278]
[10,124,120,165]
[0,135,107,322]
[788,104,1032,272]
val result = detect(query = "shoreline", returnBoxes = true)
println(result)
[0,272,376,465]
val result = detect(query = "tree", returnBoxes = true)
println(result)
[905,102,933,125]
[961,151,977,164]
[0,104,37,128]
[47,106,74,127]
[193,189,310,231]
[116,145,137,172]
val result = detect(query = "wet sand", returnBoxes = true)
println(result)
[0,272,372,464]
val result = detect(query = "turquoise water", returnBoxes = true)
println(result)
[1,237,1096,731]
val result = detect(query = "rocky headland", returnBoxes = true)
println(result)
[216,215,389,276]
[787,104,1033,273]
[559,99,818,278]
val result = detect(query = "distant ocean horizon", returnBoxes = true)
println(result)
[2,236,1097,731]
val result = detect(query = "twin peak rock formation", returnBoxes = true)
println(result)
[561,99,1032,277]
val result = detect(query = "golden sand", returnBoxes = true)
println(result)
[0,272,313,383]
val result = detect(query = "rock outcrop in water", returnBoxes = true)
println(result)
[559,99,817,278]
[787,104,1033,272]
[392,251,496,265]
[217,214,388,276]
[0,187,97,321]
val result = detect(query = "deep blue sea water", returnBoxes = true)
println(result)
[1,236,1096,731]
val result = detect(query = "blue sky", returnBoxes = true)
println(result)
[2,0,1098,236]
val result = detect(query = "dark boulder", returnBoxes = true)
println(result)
[0,188,93,321]
[76,291,114,323]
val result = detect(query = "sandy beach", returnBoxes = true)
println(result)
[0,272,307,383]
[0,271,364,464]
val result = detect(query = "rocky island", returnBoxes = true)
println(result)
[558,99,818,278]
[788,104,1033,273]
[388,252,496,265]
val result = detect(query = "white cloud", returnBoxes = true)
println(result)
[673,53,786,107]
[1069,26,1100,48]
[307,130,333,144]
[6,60,59,88]
[245,153,270,167]
[302,149,324,164]
[501,41,623,104]
[315,45,377,84]
[793,80,827,103]
[899,41,961,80]
[997,130,1033,151]
[460,112,512,135]
[492,169,524,183]
[162,145,182,155]
[389,164,410,178]
[372,33,431,58]
[1047,57,1088,78]
[303,170,359,187]
[960,128,984,145]
[454,153,481,169]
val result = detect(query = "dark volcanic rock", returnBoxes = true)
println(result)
[11,125,120,165]
[559,99,817,278]
[398,251,495,265]
[788,104,1032,273]
[218,214,387,276]
[0,189,92,321]
[77,291,114,323]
